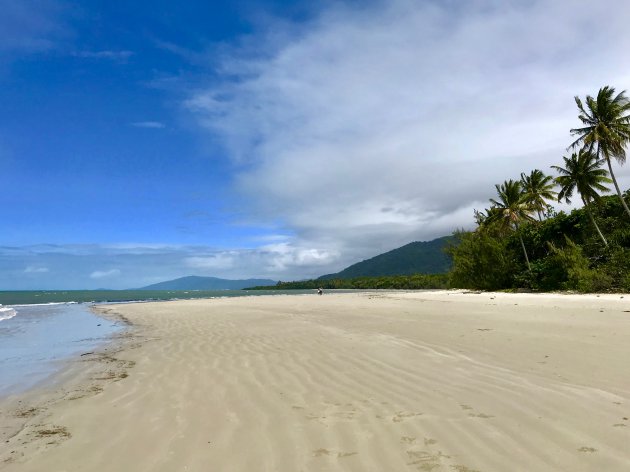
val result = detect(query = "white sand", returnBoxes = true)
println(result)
[1,291,629,471]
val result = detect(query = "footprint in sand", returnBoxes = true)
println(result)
[304,414,327,424]
[393,411,423,423]
[451,466,481,472]
[13,407,41,418]
[406,449,450,469]
[312,448,357,459]
[313,448,331,457]
[460,404,493,419]
[468,412,494,419]
[577,446,597,453]
[305,402,358,425]
[17,424,73,448]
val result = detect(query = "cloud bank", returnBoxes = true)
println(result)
[185,0,630,274]
[0,244,338,289]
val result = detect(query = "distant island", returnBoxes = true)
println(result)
[139,276,277,291]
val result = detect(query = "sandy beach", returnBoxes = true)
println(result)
[1,291,629,471]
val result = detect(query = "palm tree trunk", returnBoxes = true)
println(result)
[515,223,531,271]
[605,156,630,219]
[582,197,608,246]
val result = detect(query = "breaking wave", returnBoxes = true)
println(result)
[0,306,17,322]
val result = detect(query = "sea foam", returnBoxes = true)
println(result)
[0,305,17,321]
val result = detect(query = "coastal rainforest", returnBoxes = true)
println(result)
[250,192,630,293]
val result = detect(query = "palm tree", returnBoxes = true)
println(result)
[520,169,557,220]
[488,179,535,270]
[551,149,612,246]
[570,86,630,219]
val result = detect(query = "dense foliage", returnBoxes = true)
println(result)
[250,191,630,293]
[448,85,630,293]
[448,190,630,292]
[247,273,449,290]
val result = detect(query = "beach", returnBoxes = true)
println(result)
[1,291,629,471]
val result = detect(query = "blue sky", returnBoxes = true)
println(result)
[2,0,630,289]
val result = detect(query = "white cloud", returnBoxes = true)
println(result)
[130,121,166,129]
[90,269,121,279]
[259,243,339,272]
[73,50,134,61]
[186,253,237,270]
[185,243,339,275]
[185,0,630,274]
[24,266,49,273]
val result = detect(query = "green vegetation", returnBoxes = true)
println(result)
[552,149,611,246]
[520,169,557,221]
[247,273,449,291]
[570,86,630,219]
[448,85,630,292]
[447,194,630,292]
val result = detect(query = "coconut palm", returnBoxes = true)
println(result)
[488,179,535,270]
[474,207,503,232]
[569,86,630,219]
[520,169,557,220]
[551,149,612,246]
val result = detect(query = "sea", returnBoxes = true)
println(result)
[0,289,315,397]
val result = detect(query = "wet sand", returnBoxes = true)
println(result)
[1,291,629,471]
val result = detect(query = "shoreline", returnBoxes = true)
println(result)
[1,290,629,470]
[0,305,140,461]
[0,302,128,399]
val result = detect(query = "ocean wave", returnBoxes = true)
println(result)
[0,306,17,321]
[10,301,79,307]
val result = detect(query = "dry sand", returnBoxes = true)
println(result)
[1,291,629,471]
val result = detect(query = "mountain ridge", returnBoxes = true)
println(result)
[318,236,453,280]
[138,275,277,290]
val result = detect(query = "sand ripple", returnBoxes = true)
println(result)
[2,292,629,471]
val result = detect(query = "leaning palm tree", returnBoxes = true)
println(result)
[570,86,630,219]
[551,149,612,246]
[520,169,557,220]
[488,179,535,270]
[474,207,503,234]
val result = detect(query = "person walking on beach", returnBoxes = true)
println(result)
[317,287,323,295]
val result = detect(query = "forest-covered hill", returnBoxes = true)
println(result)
[318,236,453,280]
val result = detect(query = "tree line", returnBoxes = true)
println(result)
[247,273,449,291]
[449,86,630,292]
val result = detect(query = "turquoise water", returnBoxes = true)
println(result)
[0,303,123,396]
[0,289,314,305]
